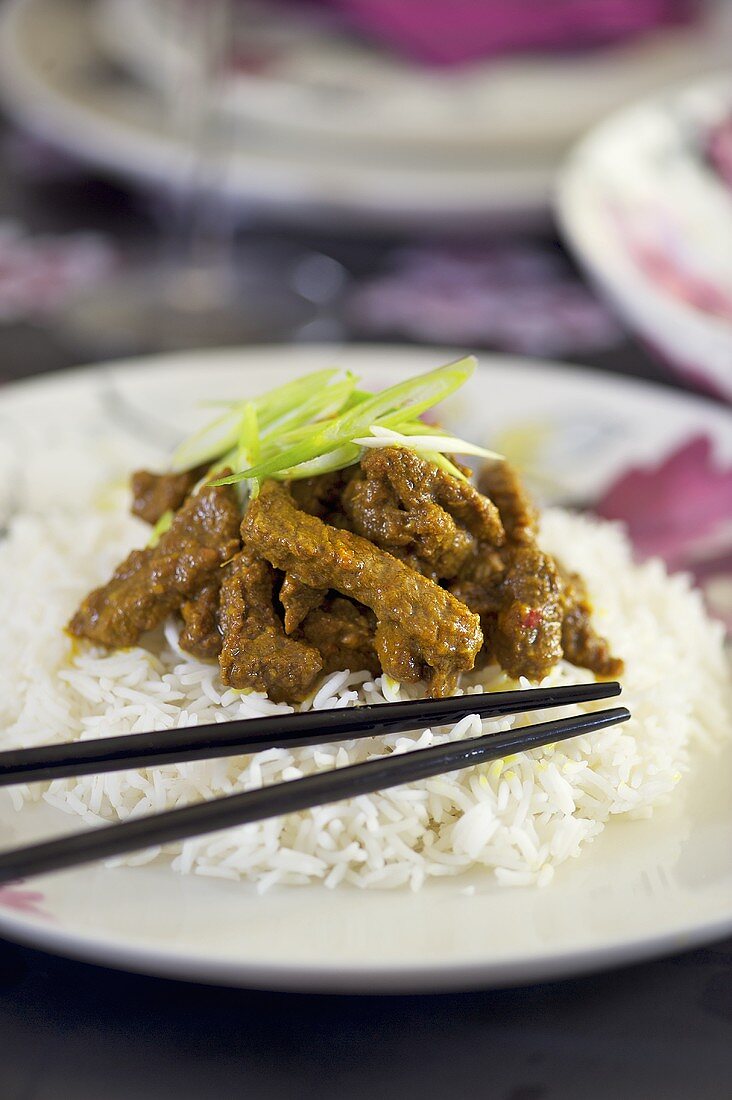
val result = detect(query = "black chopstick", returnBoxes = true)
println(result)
[0,706,630,885]
[0,682,621,787]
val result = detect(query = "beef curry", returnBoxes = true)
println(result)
[69,448,622,704]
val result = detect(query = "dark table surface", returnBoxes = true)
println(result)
[0,116,730,1100]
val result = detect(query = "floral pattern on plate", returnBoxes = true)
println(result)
[0,884,49,920]
[557,74,732,400]
[595,435,732,628]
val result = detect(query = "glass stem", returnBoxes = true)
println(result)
[159,0,237,311]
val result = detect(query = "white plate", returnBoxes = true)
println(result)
[557,74,732,401]
[0,0,551,230]
[94,0,732,157]
[0,345,730,992]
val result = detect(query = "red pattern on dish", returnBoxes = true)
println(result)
[594,435,732,627]
[628,237,732,323]
[707,113,732,191]
[0,885,49,920]
[595,435,732,567]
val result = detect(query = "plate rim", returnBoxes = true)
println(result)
[0,899,730,993]
[2,340,731,421]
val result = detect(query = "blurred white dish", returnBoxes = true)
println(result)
[0,0,552,230]
[558,74,732,401]
[95,0,732,158]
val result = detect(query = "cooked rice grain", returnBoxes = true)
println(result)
[0,498,728,889]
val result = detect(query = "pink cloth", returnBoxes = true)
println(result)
[323,0,700,66]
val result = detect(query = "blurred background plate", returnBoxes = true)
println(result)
[0,0,554,231]
[95,0,732,158]
[5,0,731,232]
[557,73,732,401]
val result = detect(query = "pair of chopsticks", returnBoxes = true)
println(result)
[0,682,628,885]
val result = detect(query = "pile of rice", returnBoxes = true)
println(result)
[0,487,728,891]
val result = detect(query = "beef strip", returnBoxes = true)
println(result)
[462,458,622,681]
[466,461,558,678]
[130,466,206,526]
[488,544,564,681]
[448,547,505,616]
[218,548,322,703]
[452,545,564,680]
[179,579,222,659]
[301,596,380,676]
[69,479,240,648]
[290,468,356,525]
[559,570,624,679]
[477,459,536,542]
[343,448,504,580]
[279,478,342,634]
[279,573,327,635]
[242,480,483,697]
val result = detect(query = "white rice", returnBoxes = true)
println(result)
[0,488,729,891]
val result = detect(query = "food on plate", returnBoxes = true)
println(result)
[70,476,241,649]
[0,357,728,890]
[68,359,621,702]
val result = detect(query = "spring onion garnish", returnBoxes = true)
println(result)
[169,356,501,488]
[352,426,502,460]
[148,509,174,547]
[237,402,260,468]
[171,369,353,473]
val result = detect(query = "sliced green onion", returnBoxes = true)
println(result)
[386,419,448,436]
[321,356,476,444]
[341,388,371,411]
[353,425,502,460]
[278,444,362,480]
[259,374,357,440]
[199,369,340,415]
[428,453,468,481]
[171,369,347,472]
[221,356,476,484]
[237,402,260,468]
[148,509,174,547]
[174,356,491,493]
[171,407,244,474]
